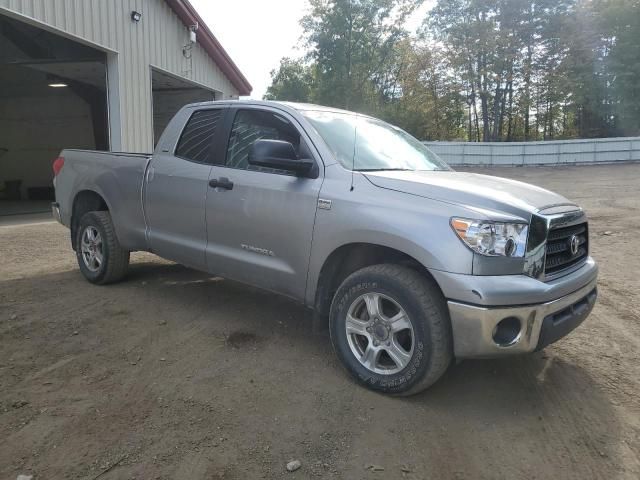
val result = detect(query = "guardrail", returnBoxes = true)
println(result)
[423,137,640,166]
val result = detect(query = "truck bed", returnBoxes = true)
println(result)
[54,149,152,251]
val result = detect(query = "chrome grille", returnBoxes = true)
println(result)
[544,223,588,275]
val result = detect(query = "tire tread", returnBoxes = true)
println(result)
[330,263,452,395]
[77,211,129,285]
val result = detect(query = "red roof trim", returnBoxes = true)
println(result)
[164,0,252,96]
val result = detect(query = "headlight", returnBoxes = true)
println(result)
[451,218,528,257]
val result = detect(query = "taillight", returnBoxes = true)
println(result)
[53,156,65,176]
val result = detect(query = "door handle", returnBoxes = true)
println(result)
[209,177,234,190]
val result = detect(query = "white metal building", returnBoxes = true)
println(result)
[0,0,251,211]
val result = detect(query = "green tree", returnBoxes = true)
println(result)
[597,0,640,135]
[263,57,313,102]
[301,0,421,112]
[263,0,640,141]
[427,0,573,141]
[380,39,466,140]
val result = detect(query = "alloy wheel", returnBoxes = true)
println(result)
[80,226,103,272]
[345,292,415,375]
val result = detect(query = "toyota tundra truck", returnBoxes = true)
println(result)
[52,100,598,395]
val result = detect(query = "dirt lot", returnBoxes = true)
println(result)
[1,164,639,479]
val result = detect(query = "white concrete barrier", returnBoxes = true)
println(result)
[423,137,640,166]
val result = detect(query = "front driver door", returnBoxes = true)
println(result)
[205,107,323,301]
[145,107,227,270]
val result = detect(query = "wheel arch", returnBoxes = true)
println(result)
[312,242,444,320]
[70,190,109,250]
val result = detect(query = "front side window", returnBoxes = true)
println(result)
[225,109,306,174]
[301,110,450,172]
[175,109,223,163]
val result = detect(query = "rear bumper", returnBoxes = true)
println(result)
[434,259,598,358]
[51,202,62,223]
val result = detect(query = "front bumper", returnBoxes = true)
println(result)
[433,259,598,358]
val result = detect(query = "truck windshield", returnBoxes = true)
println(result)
[301,110,451,172]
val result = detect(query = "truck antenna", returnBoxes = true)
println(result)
[350,116,357,191]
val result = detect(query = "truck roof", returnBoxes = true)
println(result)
[185,99,359,116]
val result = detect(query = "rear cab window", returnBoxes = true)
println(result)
[174,109,224,164]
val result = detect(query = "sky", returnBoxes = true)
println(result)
[191,0,434,99]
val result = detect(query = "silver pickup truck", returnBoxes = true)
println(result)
[52,100,598,395]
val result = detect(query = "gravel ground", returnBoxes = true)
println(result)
[1,164,639,479]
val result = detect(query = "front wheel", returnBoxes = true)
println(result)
[329,264,452,395]
[75,211,130,285]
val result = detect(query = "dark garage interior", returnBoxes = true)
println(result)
[151,68,216,147]
[0,14,107,215]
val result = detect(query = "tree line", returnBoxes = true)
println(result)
[264,0,640,142]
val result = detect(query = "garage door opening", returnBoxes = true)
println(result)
[152,68,218,147]
[0,15,107,215]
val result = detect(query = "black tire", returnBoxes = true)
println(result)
[75,211,130,285]
[329,264,452,395]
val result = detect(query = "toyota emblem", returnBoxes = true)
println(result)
[569,234,580,256]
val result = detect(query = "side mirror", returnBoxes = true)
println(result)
[248,139,316,177]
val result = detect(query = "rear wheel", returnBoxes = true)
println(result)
[75,211,129,284]
[329,264,452,395]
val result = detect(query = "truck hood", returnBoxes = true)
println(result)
[363,170,576,219]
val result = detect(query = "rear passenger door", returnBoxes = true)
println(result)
[204,106,323,301]
[145,107,227,270]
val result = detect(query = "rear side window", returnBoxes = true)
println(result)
[175,109,223,163]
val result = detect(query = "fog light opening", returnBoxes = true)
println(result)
[492,316,522,347]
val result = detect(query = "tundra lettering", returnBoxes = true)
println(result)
[241,244,275,257]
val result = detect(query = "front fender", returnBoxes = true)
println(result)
[305,174,477,306]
